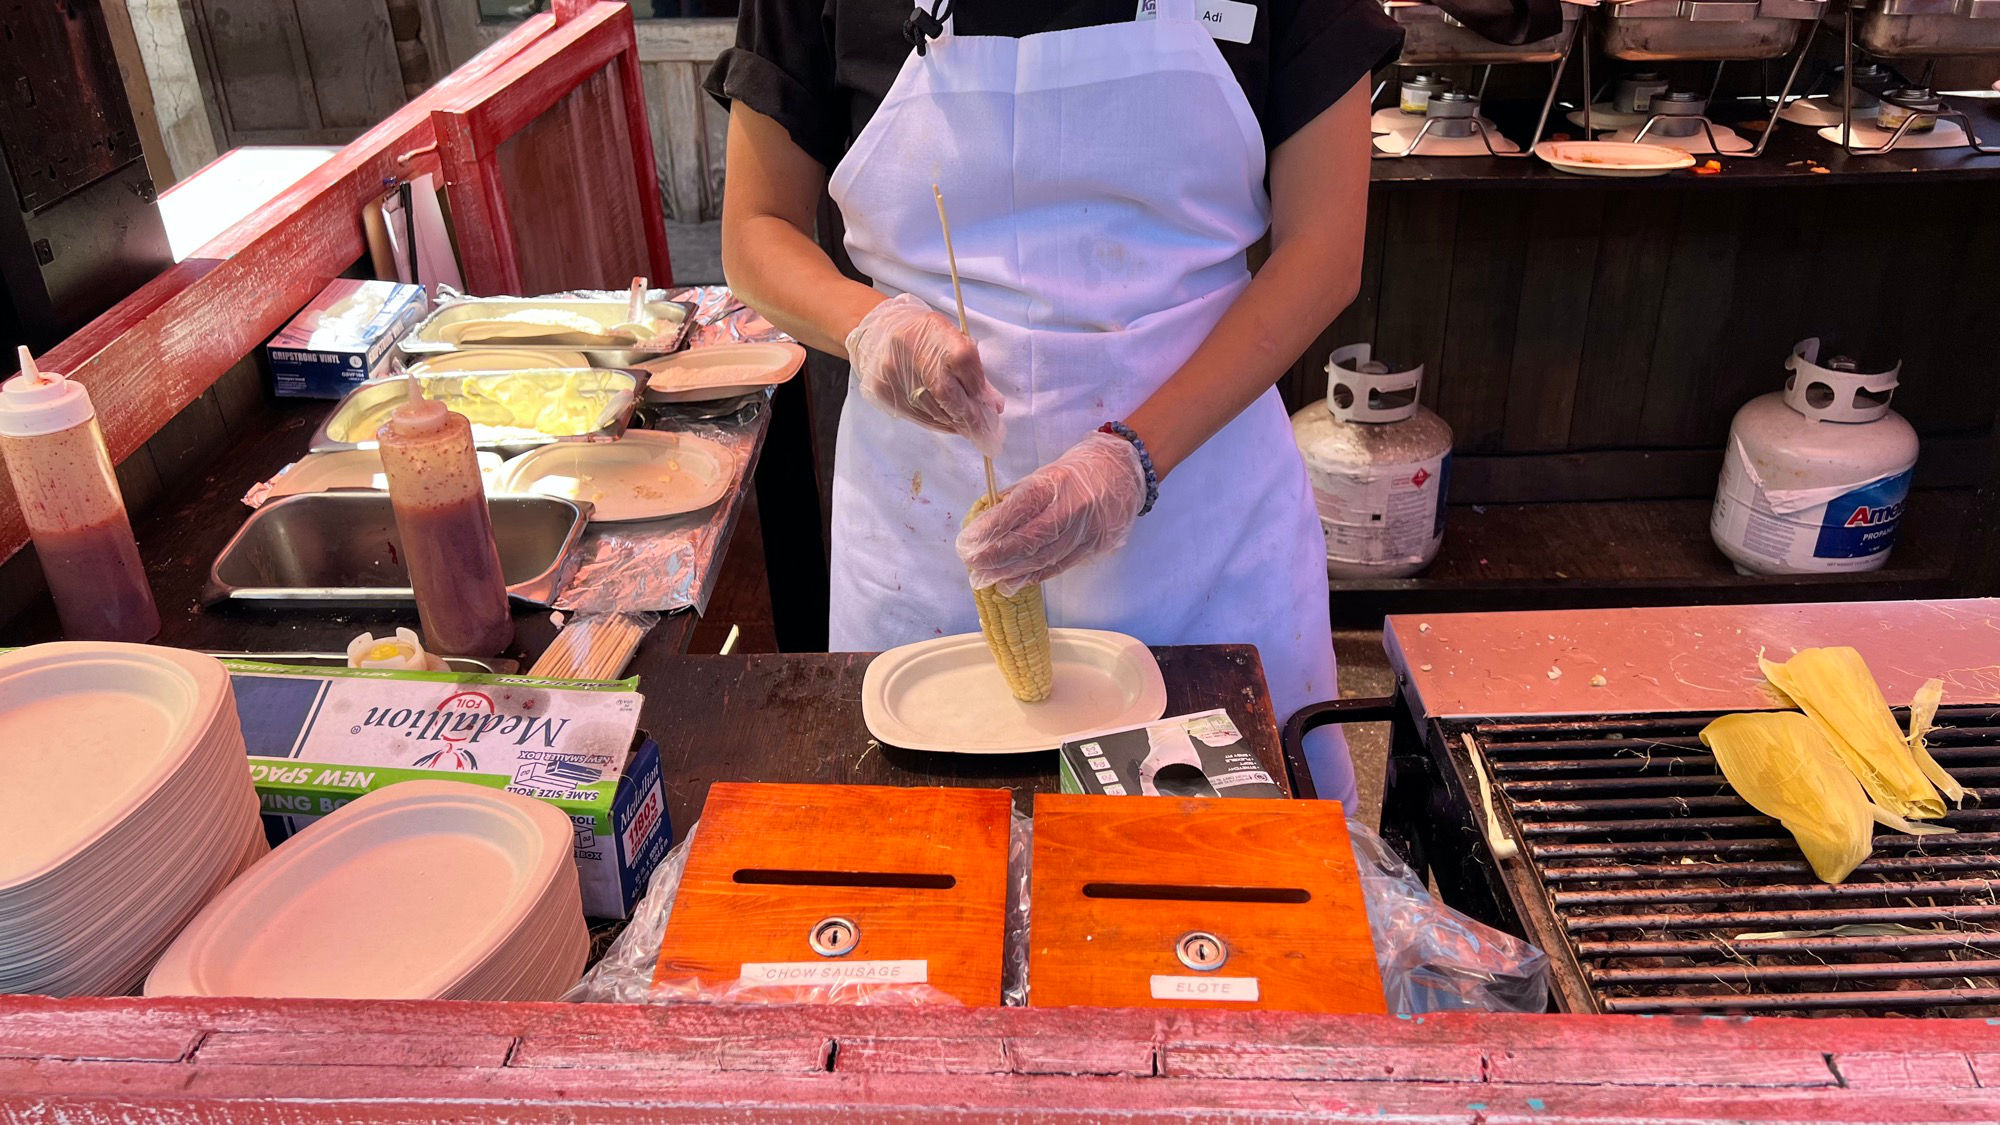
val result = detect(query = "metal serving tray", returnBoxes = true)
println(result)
[1859,0,2000,55]
[399,297,695,367]
[1599,0,1824,61]
[308,369,641,456]
[205,492,588,608]
[1389,0,1581,64]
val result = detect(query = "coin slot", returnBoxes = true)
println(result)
[734,869,957,889]
[1080,883,1310,904]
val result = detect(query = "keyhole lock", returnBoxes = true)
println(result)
[809,916,859,958]
[1176,931,1228,971]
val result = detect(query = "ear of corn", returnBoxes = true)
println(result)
[1700,712,1875,884]
[966,494,1052,703]
[1906,677,1967,807]
[1759,647,1949,821]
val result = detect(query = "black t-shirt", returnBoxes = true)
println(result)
[704,0,1404,171]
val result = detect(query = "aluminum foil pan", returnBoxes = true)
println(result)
[309,368,641,455]
[399,296,695,366]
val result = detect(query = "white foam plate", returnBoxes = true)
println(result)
[147,781,576,999]
[262,450,506,499]
[1778,98,1878,129]
[1373,130,1521,157]
[494,430,734,522]
[1817,117,1971,151]
[862,629,1167,755]
[1371,107,1501,135]
[1566,103,1651,132]
[405,347,593,375]
[1535,140,1696,177]
[642,342,805,403]
[0,645,226,890]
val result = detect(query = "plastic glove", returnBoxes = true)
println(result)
[845,293,1005,457]
[957,431,1147,594]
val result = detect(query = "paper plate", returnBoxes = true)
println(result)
[494,430,734,522]
[1566,103,1650,132]
[642,342,806,403]
[1534,140,1697,177]
[146,781,576,1000]
[1371,107,1501,136]
[862,629,1167,755]
[1373,130,1520,157]
[405,347,593,375]
[0,645,225,889]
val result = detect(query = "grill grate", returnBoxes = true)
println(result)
[1459,705,2000,1017]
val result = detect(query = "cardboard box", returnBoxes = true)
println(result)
[266,279,427,398]
[224,660,671,918]
[1058,710,1283,800]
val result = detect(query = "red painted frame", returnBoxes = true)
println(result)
[0,3,663,565]
[432,0,673,295]
[4,995,1998,1120]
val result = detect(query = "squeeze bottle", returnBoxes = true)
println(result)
[0,348,159,641]
[376,389,513,655]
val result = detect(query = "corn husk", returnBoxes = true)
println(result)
[1758,647,1949,821]
[1700,713,1876,884]
[1906,677,1968,807]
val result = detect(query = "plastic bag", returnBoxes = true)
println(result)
[567,810,1035,1006]
[1348,818,1550,1014]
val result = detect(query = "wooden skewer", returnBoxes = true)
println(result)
[932,183,998,506]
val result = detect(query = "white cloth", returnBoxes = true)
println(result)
[824,0,1352,804]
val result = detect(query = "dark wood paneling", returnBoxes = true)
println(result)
[1371,193,1459,413]
[1502,191,1601,452]
[1434,193,1530,451]
[1568,191,1678,449]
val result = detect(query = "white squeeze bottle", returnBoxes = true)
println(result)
[0,347,160,641]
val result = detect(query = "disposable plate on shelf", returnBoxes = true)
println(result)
[862,629,1167,755]
[1533,140,1697,177]
[493,430,735,522]
[641,341,806,403]
[260,449,506,500]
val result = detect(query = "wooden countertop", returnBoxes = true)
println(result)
[640,646,1286,829]
[1387,597,2000,721]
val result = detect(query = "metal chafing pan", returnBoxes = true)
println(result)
[205,492,589,608]
[1599,0,1825,62]
[1859,0,2000,56]
[398,297,695,367]
[1389,0,1581,65]
[308,369,641,455]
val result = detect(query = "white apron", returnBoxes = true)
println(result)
[825,0,1352,804]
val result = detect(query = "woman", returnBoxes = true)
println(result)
[706,0,1400,805]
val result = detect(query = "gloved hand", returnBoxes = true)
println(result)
[957,431,1148,594]
[845,293,1005,457]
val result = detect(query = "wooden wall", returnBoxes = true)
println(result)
[1278,179,2000,505]
[431,9,733,222]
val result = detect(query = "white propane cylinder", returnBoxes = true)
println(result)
[1711,338,1919,575]
[1289,344,1453,578]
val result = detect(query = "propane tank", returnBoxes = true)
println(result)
[1711,338,1918,576]
[1290,343,1453,578]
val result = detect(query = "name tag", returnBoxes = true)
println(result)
[1135,0,1258,44]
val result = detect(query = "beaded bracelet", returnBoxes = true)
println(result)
[1098,420,1160,517]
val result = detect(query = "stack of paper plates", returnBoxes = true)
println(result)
[0,644,266,996]
[147,781,586,1001]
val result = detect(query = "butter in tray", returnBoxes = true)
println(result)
[310,368,641,454]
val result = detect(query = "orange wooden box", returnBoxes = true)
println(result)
[653,782,1012,1004]
[1028,793,1385,1013]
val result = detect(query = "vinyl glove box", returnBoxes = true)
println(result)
[267,279,427,398]
[223,660,669,918]
[1057,709,1282,799]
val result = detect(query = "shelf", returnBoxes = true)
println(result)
[1369,94,2000,189]
[1328,490,1969,624]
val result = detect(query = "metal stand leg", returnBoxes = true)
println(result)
[1747,14,1821,157]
